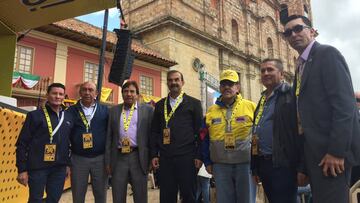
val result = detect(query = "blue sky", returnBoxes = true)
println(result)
[76,7,119,32]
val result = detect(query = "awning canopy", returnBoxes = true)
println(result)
[0,0,116,33]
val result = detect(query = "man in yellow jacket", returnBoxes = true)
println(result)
[201,70,256,203]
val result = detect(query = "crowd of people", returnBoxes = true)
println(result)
[14,15,360,203]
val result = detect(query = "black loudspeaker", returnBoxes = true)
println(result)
[109,29,133,86]
[280,4,289,25]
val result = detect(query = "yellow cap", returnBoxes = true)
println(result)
[220,70,239,82]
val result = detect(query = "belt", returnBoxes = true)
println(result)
[118,147,138,153]
[258,154,272,160]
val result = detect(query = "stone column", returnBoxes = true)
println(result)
[53,42,68,84]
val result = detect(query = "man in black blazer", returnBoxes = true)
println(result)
[284,15,360,202]
[150,70,203,203]
[105,81,153,203]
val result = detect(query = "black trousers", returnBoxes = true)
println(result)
[258,156,297,203]
[159,154,197,203]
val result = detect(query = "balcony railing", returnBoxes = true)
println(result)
[12,76,53,98]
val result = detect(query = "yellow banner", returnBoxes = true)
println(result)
[101,87,112,102]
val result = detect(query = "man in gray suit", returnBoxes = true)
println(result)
[105,81,153,203]
[284,15,360,202]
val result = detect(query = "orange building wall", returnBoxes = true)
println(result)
[130,65,161,97]
[66,47,119,103]
[18,36,56,78]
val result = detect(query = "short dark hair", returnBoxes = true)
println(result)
[122,80,139,95]
[167,70,184,81]
[47,83,65,93]
[285,15,312,27]
[261,58,284,71]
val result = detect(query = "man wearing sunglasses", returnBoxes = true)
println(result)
[284,15,360,203]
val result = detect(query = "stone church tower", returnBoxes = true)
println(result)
[121,0,312,103]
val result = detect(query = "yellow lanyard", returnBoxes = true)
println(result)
[43,106,63,143]
[78,110,89,132]
[78,104,97,132]
[164,91,184,128]
[296,74,301,97]
[122,103,135,133]
[254,95,266,126]
[221,98,239,132]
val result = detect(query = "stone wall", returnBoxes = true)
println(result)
[122,0,311,102]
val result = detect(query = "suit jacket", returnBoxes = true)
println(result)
[105,103,154,174]
[294,41,360,166]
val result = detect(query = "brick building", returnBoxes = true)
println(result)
[12,18,176,107]
[121,0,312,104]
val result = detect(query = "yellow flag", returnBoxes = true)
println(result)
[101,87,112,102]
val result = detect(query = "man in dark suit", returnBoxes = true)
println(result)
[284,15,360,202]
[150,70,203,203]
[105,81,153,203]
[68,81,108,203]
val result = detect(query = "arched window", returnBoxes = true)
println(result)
[267,38,274,58]
[232,19,239,43]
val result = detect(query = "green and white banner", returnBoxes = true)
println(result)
[12,71,40,89]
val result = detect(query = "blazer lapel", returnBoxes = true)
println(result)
[115,104,123,145]
[300,42,319,94]
[136,104,142,144]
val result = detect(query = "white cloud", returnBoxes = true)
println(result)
[91,7,119,18]
[312,0,360,91]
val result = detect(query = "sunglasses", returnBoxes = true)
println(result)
[220,80,236,87]
[356,98,360,103]
[283,24,311,37]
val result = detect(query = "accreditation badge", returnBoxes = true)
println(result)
[121,137,131,153]
[44,144,56,162]
[251,134,259,156]
[82,133,93,149]
[224,132,235,150]
[163,128,171,145]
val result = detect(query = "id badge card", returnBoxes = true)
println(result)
[224,132,235,150]
[163,128,171,145]
[121,137,131,153]
[44,144,56,162]
[82,133,93,149]
[251,134,259,156]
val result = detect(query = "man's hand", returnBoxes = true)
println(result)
[105,165,112,175]
[205,165,213,174]
[252,175,261,184]
[66,166,71,180]
[297,172,309,186]
[318,153,345,177]
[17,172,29,186]
[152,157,160,169]
[194,159,203,169]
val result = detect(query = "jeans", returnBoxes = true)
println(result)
[196,176,210,203]
[28,166,67,203]
[213,163,255,203]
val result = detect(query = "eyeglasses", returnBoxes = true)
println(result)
[356,98,360,103]
[283,24,311,37]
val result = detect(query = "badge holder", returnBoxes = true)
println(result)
[251,134,259,156]
[163,128,171,145]
[82,133,93,149]
[44,144,56,162]
[121,137,131,153]
[224,132,235,150]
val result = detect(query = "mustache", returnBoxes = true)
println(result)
[170,84,179,88]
